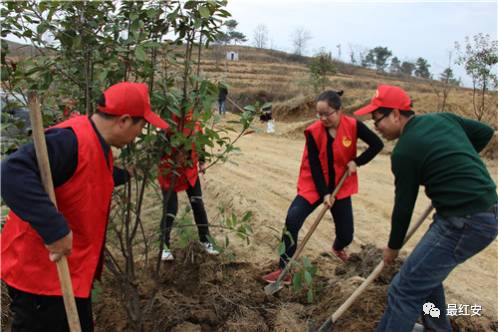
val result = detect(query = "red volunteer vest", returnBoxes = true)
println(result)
[1,116,114,298]
[157,121,201,192]
[297,115,358,204]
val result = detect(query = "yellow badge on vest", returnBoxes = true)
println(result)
[342,136,352,148]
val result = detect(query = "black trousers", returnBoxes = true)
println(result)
[279,195,354,268]
[7,285,93,332]
[160,178,210,246]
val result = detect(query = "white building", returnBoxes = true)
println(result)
[226,51,239,61]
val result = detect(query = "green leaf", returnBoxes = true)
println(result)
[91,281,103,302]
[243,105,255,112]
[302,256,312,269]
[97,70,108,82]
[304,271,312,285]
[72,36,81,50]
[146,8,158,19]
[262,102,272,110]
[47,5,56,20]
[242,211,252,222]
[217,9,231,17]
[237,224,246,236]
[278,242,286,256]
[184,1,197,9]
[307,289,314,303]
[23,30,33,38]
[1,68,9,81]
[37,22,49,35]
[198,6,210,19]
[23,65,43,76]
[38,1,48,13]
[135,45,146,61]
[292,273,302,291]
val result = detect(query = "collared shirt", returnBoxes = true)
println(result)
[1,117,129,244]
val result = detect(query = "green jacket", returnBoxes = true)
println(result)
[389,112,497,249]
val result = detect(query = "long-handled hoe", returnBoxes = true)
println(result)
[264,171,349,296]
[309,204,434,332]
[28,92,82,332]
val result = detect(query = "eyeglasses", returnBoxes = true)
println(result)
[373,112,390,127]
[316,109,338,119]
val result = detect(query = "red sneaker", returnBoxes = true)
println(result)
[262,269,292,285]
[332,248,349,263]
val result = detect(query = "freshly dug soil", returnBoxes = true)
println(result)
[93,244,497,332]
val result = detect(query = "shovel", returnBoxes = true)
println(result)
[28,92,82,332]
[264,171,349,295]
[310,203,434,332]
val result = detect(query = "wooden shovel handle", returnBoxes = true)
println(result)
[316,204,434,332]
[28,92,82,332]
[291,171,349,261]
[276,171,350,285]
[226,96,244,113]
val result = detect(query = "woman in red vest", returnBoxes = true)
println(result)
[157,111,218,261]
[262,90,383,284]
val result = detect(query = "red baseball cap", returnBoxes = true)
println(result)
[98,82,169,129]
[354,85,412,115]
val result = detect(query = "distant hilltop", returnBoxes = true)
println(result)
[2,39,42,57]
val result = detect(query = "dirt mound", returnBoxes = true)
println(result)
[3,241,494,331]
[333,244,401,283]
[271,93,370,124]
[308,244,497,331]
[273,95,315,123]
[95,243,275,332]
[450,315,498,332]
[306,244,398,331]
[229,89,299,114]
[92,243,496,332]
[278,119,314,139]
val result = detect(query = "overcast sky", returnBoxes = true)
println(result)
[225,0,498,86]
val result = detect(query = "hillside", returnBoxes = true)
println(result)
[1,39,41,58]
[3,40,496,126]
[198,45,497,127]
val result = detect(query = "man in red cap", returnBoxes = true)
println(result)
[1,82,169,331]
[355,85,497,332]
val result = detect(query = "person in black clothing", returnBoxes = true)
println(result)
[262,90,383,285]
[218,83,228,116]
[157,113,219,261]
[260,103,275,133]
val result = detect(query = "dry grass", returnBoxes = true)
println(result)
[194,45,497,129]
[1,282,11,331]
